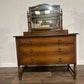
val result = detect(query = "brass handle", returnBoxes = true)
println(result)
[31,58,34,63]
[30,40,32,44]
[58,48,61,52]
[58,39,61,43]
[30,48,33,53]
[59,57,62,62]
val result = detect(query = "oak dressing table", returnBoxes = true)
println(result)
[14,4,78,80]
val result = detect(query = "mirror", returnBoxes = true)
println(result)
[29,4,61,30]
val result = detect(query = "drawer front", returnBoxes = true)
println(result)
[16,36,75,65]
[18,53,74,65]
[18,36,74,45]
[18,44,74,55]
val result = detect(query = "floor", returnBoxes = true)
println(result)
[0,65,84,84]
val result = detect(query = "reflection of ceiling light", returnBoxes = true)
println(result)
[39,21,42,23]
[49,7,52,10]
[45,10,50,14]
[35,11,40,15]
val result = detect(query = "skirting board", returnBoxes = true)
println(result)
[0,63,17,67]
[77,60,84,65]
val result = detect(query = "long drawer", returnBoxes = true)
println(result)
[18,44,74,55]
[17,36,74,45]
[18,53,74,65]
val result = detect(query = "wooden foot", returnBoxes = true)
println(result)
[18,65,22,80]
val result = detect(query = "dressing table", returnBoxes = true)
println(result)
[14,4,78,80]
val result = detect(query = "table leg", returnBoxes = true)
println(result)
[18,65,22,80]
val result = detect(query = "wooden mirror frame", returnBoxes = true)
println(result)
[27,4,63,32]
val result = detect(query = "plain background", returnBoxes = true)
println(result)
[0,0,84,67]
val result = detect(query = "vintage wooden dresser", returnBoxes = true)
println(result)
[14,4,78,80]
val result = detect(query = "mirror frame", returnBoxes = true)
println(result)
[27,4,63,32]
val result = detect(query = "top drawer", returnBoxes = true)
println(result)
[18,36,74,45]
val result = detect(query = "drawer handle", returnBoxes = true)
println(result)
[59,57,62,62]
[31,58,34,63]
[30,40,32,44]
[30,48,33,53]
[58,39,61,43]
[58,48,61,52]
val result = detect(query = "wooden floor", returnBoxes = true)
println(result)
[0,65,84,84]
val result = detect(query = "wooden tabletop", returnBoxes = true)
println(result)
[13,33,79,38]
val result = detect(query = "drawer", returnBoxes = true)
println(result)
[18,44,74,55]
[18,53,74,65]
[17,36,74,45]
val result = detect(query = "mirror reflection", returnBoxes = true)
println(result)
[30,5,60,29]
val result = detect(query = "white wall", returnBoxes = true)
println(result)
[0,0,84,67]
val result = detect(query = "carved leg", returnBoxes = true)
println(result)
[74,64,76,80]
[18,65,22,80]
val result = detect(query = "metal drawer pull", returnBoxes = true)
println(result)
[58,48,61,52]
[58,39,61,43]
[31,58,34,63]
[30,48,33,53]
[30,40,32,44]
[59,57,62,62]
